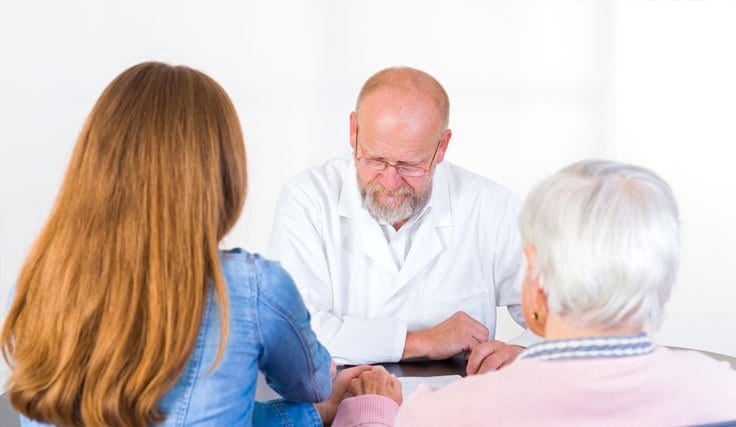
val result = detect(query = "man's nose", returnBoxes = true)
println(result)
[379,165,405,191]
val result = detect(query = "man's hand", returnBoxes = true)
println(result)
[402,311,489,360]
[466,340,524,375]
[314,365,373,425]
[347,366,403,406]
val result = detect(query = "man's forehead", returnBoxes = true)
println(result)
[358,94,443,138]
[358,88,439,118]
[358,128,438,164]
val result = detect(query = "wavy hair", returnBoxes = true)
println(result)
[519,160,680,331]
[1,62,247,426]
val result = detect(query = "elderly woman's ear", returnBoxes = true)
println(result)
[522,245,548,337]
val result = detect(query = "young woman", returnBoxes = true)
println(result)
[2,62,332,426]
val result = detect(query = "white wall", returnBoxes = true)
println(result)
[2,1,735,387]
[606,1,736,356]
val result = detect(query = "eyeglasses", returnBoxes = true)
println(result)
[353,128,442,177]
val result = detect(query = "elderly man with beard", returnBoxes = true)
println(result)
[268,67,538,367]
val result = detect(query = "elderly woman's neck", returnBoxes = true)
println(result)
[544,315,643,341]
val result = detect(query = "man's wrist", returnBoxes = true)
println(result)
[402,330,426,360]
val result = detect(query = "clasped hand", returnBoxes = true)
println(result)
[314,364,402,425]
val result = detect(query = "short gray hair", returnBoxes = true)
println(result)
[519,160,680,331]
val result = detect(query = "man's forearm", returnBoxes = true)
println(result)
[320,314,408,364]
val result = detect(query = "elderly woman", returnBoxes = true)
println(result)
[332,160,736,425]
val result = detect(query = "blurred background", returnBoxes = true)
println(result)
[2,1,735,386]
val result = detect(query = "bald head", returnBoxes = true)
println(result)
[355,67,450,130]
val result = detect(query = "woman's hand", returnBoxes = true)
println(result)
[314,365,373,425]
[466,340,524,375]
[347,366,403,406]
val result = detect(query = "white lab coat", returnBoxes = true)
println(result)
[268,158,538,364]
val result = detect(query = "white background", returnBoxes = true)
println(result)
[2,1,735,386]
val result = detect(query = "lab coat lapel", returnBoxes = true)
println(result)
[394,162,453,291]
[337,161,398,275]
[354,219,399,275]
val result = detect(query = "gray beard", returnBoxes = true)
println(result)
[359,180,432,226]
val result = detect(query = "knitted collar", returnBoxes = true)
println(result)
[517,332,654,362]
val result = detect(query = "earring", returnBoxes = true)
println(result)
[533,312,539,321]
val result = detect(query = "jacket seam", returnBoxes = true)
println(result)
[174,290,212,425]
[271,400,294,427]
[257,265,324,401]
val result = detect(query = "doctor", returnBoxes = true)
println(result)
[268,66,537,367]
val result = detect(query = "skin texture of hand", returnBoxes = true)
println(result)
[402,311,489,360]
[314,365,373,425]
[466,340,525,375]
[347,366,403,406]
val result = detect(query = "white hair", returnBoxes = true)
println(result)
[519,160,680,331]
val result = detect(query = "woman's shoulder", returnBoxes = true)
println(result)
[219,248,305,310]
[654,346,736,376]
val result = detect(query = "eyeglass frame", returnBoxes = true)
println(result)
[353,127,443,177]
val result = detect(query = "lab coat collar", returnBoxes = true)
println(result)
[428,162,452,227]
[337,159,364,219]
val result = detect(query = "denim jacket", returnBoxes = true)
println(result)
[21,249,331,426]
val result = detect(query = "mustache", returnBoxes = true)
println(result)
[365,182,414,196]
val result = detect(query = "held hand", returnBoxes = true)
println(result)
[314,365,373,425]
[347,366,403,406]
[466,340,524,375]
[403,311,489,360]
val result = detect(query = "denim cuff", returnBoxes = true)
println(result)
[252,399,322,427]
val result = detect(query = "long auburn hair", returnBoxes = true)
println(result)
[1,62,247,426]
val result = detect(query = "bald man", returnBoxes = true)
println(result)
[268,67,538,367]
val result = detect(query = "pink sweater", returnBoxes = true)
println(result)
[333,347,736,426]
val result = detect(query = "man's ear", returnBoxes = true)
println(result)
[349,111,358,152]
[434,128,452,164]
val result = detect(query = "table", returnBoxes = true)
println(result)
[256,354,469,401]
[344,353,468,378]
[338,345,736,378]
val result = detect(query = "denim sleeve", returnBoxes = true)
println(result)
[252,400,322,427]
[255,258,332,402]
